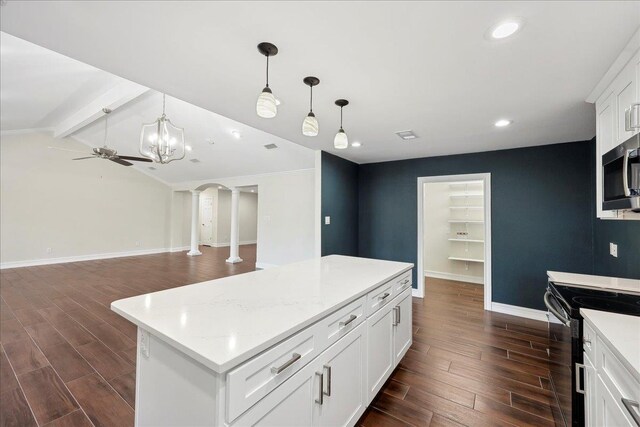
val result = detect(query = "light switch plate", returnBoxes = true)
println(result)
[609,242,618,258]
[324,216,331,225]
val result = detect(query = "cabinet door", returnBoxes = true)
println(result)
[596,92,617,219]
[315,322,367,427]
[595,375,634,427]
[393,289,412,365]
[584,353,596,427]
[232,361,317,427]
[366,300,394,402]
[614,61,638,145]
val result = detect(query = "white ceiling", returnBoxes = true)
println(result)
[1,2,639,164]
[0,33,314,184]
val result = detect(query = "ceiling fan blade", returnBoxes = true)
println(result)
[49,146,89,154]
[118,155,153,163]
[72,156,98,160]
[109,158,133,167]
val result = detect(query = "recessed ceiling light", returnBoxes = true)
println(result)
[231,130,241,139]
[205,138,215,145]
[489,20,522,40]
[494,119,512,127]
[218,186,223,189]
[351,141,362,147]
[251,189,255,193]
[185,145,192,151]
[395,130,418,140]
[148,166,156,171]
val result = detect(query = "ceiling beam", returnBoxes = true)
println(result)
[54,80,149,138]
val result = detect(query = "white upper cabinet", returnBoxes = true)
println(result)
[589,28,640,219]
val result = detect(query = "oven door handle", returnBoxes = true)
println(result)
[623,148,632,197]
[544,291,571,326]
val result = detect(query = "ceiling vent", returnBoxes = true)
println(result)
[189,158,201,163]
[395,130,418,140]
[264,143,278,150]
[148,166,156,170]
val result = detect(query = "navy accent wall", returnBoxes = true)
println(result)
[321,151,359,256]
[358,141,595,311]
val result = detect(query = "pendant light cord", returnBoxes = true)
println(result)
[310,85,313,112]
[340,106,343,128]
[162,93,166,116]
[265,55,270,88]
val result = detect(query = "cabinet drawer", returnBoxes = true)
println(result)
[226,323,321,422]
[583,320,596,361]
[596,335,640,421]
[318,296,366,350]
[392,271,412,294]
[366,280,394,317]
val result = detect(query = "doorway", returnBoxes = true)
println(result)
[416,174,492,310]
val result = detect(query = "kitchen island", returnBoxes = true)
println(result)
[111,255,413,426]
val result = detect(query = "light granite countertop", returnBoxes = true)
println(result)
[548,271,640,295]
[112,255,413,374]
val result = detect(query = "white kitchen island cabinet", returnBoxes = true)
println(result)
[111,255,413,427]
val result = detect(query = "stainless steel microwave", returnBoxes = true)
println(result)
[602,133,640,212]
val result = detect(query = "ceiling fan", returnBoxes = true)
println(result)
[49,108,153,167]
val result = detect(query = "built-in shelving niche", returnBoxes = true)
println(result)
[448,181,485,268]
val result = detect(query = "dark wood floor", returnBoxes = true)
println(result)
[1,251,559,427]
[358,278,560,427]
[0,245,256,427]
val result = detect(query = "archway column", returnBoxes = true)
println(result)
[187,190,202,256]
[226,188,243,264]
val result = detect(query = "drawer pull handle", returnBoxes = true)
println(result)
[323,365,332,396]
[401,279,410,285]
[379,292,390,301]
[315,371,324,405]
[622,398,640,426]
[271,353,301,374]
[583,337,591,346]
[575,363,585,395]
[392,307,400,326]
[339,314,357,328]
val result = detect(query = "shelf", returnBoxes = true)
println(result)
[450,192,483,198]
[448,256,484,263]
[448,220,484,224]
[449,206,483,210]
[448,181,483,187]
[448,238,484,243]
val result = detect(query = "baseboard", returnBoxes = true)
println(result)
[490,302,558,323]
[169,246,190,253]
[255,262,278,270]
[204,240,257,248]
[424,270,484,285]
[1,247,173,269]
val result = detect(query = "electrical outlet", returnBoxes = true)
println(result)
[609,243,618,258]
[139,329,150,358]
[135,241,141,247]
[46,247,52,254]
[324,216,331,225]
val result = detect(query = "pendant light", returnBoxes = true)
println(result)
[256,42,279,119]
[302,76,320,136]
[139,94,186,164]
[334,99,349,149]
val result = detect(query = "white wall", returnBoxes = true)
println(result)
[0,132,174,266]
[423,181,484,284]
[238,192,258,243]
[170,191,192,250]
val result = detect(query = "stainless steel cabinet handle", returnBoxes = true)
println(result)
[323,365,332,397]
[622,398,640,426]
[339,314,357,328]
[397,305,401,324]
[626,107,632,132]
[575,363,585,395]
[315,371,324,405]
[631,103,640,130]
[402,279,410,285]
[271,353,301,374]
[379,292,390,301]
[392,307,399,326]
[583,337,592,346]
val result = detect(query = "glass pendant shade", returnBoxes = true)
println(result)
[302,112,319,136]
[334,128,348,149]
[256,87,277,118]
[139,115,185,164]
